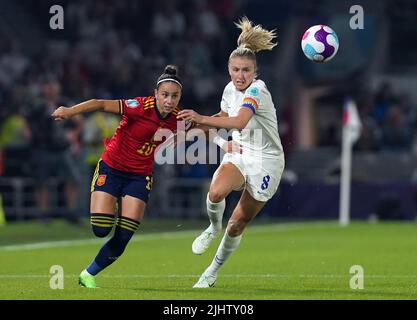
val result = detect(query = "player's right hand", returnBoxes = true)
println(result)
[51,106,72,121]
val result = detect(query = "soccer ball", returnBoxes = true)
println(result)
[301,25,339,63]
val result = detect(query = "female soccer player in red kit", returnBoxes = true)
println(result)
[51,65,186,288]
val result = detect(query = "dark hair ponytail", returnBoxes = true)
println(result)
[156,65,182,88]
[164,65,178,76]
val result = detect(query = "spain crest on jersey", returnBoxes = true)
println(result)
[97,174,107,186]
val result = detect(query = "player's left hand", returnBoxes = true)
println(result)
[177,109,204,124]
[51,106,73,121]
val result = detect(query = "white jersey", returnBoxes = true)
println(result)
[220,79,284,159]
[219,79,285,202]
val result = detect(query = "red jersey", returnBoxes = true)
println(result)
[101,96,182,175]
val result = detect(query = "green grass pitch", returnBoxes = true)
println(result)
[1,219,417,300]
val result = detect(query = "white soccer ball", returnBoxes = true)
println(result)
[301,25,339,63]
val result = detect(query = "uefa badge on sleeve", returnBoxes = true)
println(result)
[126,99,140,108]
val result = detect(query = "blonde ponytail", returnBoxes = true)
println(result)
[235,16,277,52]
[229,17,277,69]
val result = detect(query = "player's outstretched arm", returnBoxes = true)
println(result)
[177,108,252,130]
[158,110,232,153]
[51,99,120,121]
[180,110,242,153]
[192,110,228,133]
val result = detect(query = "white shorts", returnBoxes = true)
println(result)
[221,152,285,202]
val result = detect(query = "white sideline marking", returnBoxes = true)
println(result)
[0,222,310,252]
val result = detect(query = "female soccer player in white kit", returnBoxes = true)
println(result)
[177,17,285,288]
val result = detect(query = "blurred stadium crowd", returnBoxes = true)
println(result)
[0,0,244,172]
[0,0,416,221]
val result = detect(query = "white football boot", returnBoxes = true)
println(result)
[193,271,217,288]
[192,227,219,255]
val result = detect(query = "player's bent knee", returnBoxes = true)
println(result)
[208,189,227,203]
[92,225,113,238]
[90,213,115,237]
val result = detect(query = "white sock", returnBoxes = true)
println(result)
[206,194,225,235]
[206,231,242,276]
[81,269,93,277]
